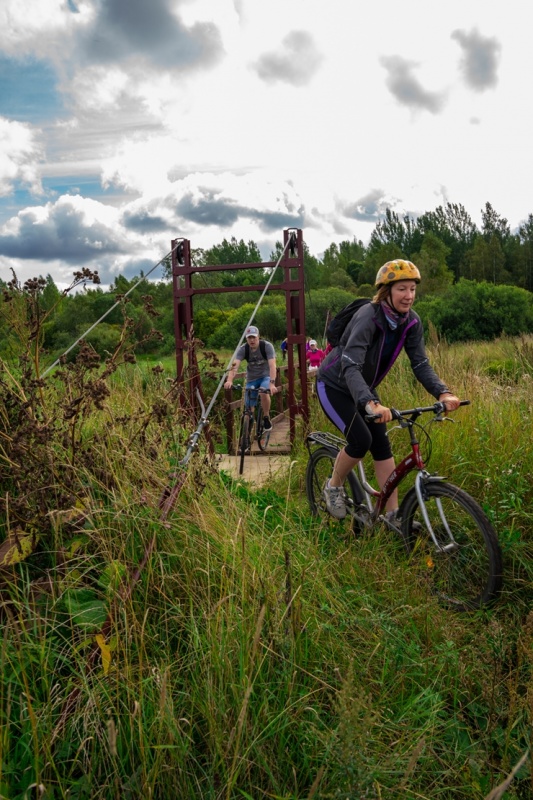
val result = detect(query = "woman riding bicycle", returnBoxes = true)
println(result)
[316,259,460,521]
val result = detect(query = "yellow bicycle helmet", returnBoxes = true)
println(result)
[375,259,421,287]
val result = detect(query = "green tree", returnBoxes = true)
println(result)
[466,235,509,284]
[416,203,478,280]
[321,239,366,288]
[41,274,61,311]
[193,309,231,343]
[346,260,365,285]
[518,214,533,292]
[304,287,357,344]
[411,232,453,297]
[338,238,366,268]
[367,209,422,258]
[329,269,357,291]
[205,237,265,287]
[269,240,325,289]
[256,301,286,342]
[481,202,510,243]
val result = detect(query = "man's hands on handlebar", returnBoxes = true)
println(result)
[223,378,278,395]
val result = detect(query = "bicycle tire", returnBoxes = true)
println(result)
[238,414,251,475]
[256,406,269,451]
[305,447,364,530]
[400,481,503,611]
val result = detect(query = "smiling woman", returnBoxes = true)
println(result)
[315,258,459,521]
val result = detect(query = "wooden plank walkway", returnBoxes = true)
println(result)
[217,415,293,486]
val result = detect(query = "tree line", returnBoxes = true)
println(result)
[2,200,533,363]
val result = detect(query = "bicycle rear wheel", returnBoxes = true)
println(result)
[306,447,364,529]
[400,481,503,611]
[238,414,251,475]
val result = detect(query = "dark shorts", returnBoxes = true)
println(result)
[316,381,392,461]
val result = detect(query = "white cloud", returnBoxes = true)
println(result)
[0,117,43,196]
[252,30,324,86]
[452,28,501,91]
[380,56,448,114]
[1,0,533,284]
[0,0,90,61]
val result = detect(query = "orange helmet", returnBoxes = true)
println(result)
[375,259,421,287]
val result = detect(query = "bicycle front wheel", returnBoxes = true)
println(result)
[238,414,251,475]
[306,447,362,525]
[256,406,269,451]
[400,481,503,611]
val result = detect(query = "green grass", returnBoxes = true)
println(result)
[1,336,533,799]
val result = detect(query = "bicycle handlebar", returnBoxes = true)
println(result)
[366,399,470,422]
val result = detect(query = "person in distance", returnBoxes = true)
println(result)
[306,339,325,371]
[224,325,278,431]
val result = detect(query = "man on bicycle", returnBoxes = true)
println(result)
[224,325,278,431]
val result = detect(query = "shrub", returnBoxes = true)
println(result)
[416,280,533,343]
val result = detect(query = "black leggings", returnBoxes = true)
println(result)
[316,381,393,461]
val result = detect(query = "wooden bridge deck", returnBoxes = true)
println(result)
[217,414,294,486]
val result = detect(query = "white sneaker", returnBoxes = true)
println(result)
[323,479,347,520]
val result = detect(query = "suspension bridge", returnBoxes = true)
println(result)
[170,227,311,490]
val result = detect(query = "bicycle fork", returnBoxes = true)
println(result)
[414,472,460,553]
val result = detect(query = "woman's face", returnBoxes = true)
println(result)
[390,280,417,313]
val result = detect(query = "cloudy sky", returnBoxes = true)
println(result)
[0,0,529,288]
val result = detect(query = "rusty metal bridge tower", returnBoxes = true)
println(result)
[171,228,309,448]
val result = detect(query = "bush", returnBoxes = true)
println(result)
[207,304,258,349]
[84,322,123,357]
[206,300,287,349]
[194,309,231,343]
[416,280,533,343]
[304,287,356,343]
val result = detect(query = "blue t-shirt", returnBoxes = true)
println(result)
[236,340,275,380]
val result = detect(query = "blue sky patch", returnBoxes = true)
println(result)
[0,55,65,124]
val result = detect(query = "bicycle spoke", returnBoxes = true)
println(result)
[401,482,502,610]
[305,447,366,533]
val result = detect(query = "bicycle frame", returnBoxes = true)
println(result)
[236,385,271,464]
[307,401,469,553]
[362,410,428,518]
[243,386,259,413]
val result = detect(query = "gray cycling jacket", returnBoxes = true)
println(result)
[316,302,449,408]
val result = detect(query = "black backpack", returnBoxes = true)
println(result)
[326,298,373,347]
[244,339,268,360]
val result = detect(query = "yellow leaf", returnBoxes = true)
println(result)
[0,529,39,566]
[95,634,112,675]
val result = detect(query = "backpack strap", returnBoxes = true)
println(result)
[244,339,268,361]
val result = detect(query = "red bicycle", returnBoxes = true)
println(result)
[305,400,503,611]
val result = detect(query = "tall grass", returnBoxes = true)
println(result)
[1,335,532,799]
